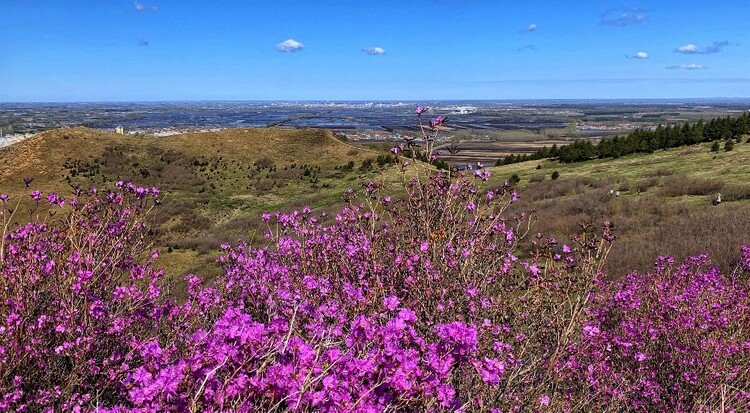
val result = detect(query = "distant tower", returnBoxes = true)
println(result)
[115,126,125,135]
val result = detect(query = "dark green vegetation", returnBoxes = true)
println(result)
[499,112,750,165]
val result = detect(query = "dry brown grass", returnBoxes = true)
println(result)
[606,204,750,274]
[511,173,748,276]
[661,175,724,197]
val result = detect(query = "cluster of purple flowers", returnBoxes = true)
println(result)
[2,172,750,411]
[562,254,750,411]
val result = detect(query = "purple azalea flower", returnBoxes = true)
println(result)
[383,295,400,311]
[540,394,550,406]
[430,115,447,128]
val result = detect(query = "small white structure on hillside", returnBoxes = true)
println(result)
[115,126,125,135]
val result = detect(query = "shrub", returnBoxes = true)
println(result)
[551,170,560,180]
[633,176,660,193]
[359,158,373,171]
[1,172,619,411]
[529,174,545,183]
[662,175,724,197]
[722,184,750,201]
[565,253,750,411]
[509,173,521,185]
[647,168,675,177]
[254,179,275,193]
[0,183,165,411]
[254,156,275,170]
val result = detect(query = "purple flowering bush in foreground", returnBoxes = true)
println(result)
[2,170,750,411]
[563,252,750,411]
[0,183,164,411]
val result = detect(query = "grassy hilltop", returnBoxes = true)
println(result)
[2,126,750,277]
[0,127,402,277]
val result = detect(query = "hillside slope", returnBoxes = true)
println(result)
[0,127,368,189]
[5,127,750,278]
[488,140,750,274]
[0,127,388,277]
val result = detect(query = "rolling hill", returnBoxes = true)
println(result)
[0,127,394,278]
[3,126,750,278]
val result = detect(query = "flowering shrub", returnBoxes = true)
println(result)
[564,254,750,411]
[2,107,750,411]
[112,173,597,411]
[0,182,164,411]
[3,172,750,411]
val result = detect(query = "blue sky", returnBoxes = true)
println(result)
[1,0,749,101]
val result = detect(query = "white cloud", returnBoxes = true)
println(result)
[134,1,157,12]
[275,39,305,53]
[600,7,647,27]
[666,63,706,70]
[362,47,386,55]
[677,44,699,54]
[521,23,538,33]
[676,41,729,54]
[626,51,648,59]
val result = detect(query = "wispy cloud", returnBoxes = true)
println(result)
[134,1,157,12]
[138,38,150,47]
[520,23,538,33]
[676,41,729,54]
[600,7,647,27]
[275,39,305,53]
[362,47,386,56]
[666,63,706,70]
[627,51,649,59]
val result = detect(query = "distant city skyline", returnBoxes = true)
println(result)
[1,1,749,102]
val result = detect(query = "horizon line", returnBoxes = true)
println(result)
[3,97,750,105]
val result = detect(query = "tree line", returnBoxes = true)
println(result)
[497,112,750,165]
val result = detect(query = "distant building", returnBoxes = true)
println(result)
[115,126,125,135]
